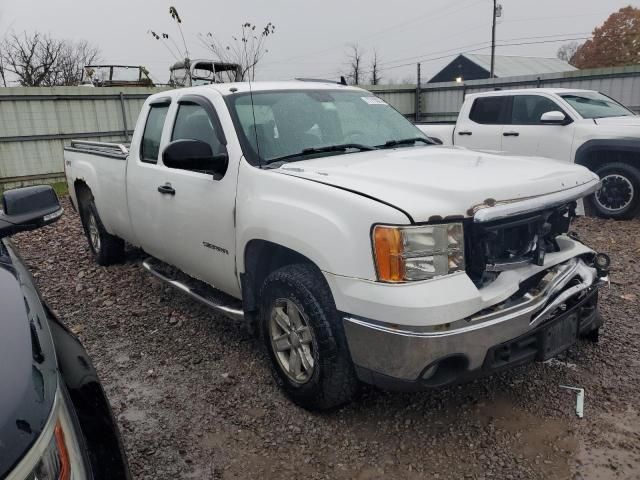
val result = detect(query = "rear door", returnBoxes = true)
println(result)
[501,94,576,161]
[127,97,173,255]
[456,95,509,151]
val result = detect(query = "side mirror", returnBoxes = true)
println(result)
[162,139,228,177]
[540,111,569,125]
[0,185,63,238]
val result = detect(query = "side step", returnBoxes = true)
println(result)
[142,257,244,321]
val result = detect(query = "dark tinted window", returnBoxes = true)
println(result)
[171,103,225,155]
[512,95,562,124]
[141,104,169,163]
[469,97,510,124]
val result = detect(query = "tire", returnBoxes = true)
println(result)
[259,264,359,410]
[589,162,640,220]
[79,195,124,266]
[581,327,600,343]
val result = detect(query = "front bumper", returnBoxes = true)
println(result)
[343,257,607,390]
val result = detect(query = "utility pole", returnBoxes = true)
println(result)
[490,0,497,78]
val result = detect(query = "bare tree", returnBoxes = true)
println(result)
[50,40,101,86]
[370,49,381,85]
[197,22,276,81]
[557,41,582,66]
[0,32,100,86]
[345,43,365,85]
[0,52,6,87]
[1,32,62,86]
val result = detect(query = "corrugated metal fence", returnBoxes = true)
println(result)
[1,65,640,186]
[0,86,166,188]
[367,64,640,123]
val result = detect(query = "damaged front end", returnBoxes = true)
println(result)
[465,201,577,286]
[465,179,601,286]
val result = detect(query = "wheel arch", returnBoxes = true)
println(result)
[240,239,323,315]
[74,179,93,208]
[575,139,640,172]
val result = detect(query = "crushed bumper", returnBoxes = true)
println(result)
[343,257,607,390]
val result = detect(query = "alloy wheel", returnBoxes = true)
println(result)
[269,298,315,384]
[88,211,101,253]
[595,174,634,213]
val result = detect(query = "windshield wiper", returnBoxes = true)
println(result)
[264,143,376,165]
[378,137,433,149]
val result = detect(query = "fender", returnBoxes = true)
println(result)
[45,305,131,480]
[575,138,640,167]
[235,161,410,281]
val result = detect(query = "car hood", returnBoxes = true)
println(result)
[0,241,57,478]
[275,146,598,221]
[593,115,640,126]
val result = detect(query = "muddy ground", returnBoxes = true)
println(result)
[13,198,640,480]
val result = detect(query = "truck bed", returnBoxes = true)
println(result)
[63,139,134,243]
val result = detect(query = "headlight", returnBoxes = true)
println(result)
[9,387,86,480]
[29,422,71,480]
[372,223,465,282]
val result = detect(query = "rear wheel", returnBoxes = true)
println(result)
[259,264,359,410]
[79,195,124,266]
[590,162,640,220]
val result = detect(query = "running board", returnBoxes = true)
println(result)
[142,257,244,322]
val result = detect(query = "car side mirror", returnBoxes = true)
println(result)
[0,185,63,238]
[162,139,228,177]
[540,111,569,125]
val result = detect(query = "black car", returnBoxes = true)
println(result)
[0,185,130,480]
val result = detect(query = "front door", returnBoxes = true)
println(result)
[156,93,241,297]
[501,94,575,161]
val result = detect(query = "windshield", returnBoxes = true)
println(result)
[560,92,634,119]
[228,89,428,165]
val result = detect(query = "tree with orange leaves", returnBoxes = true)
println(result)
[572,6,640,69]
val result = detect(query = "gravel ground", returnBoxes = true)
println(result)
[13,197,640,480]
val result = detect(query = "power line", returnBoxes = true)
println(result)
[261,0,485,68]
[301,32,597,79]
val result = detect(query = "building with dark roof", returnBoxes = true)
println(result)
[428,53,577,83]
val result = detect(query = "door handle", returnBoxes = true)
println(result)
[157,184,176,195]
[503,131,520,137]
[458,131,473,136]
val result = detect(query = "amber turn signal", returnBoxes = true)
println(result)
[373,226,405,282]
[55,422,71,480]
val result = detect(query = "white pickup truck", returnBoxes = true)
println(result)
[64,81,609,409]
[419,88,640,220]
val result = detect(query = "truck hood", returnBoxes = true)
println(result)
[275,146,598,222]
[593,115,640,127]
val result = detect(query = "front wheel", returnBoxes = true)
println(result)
[590,162,640,220]
[259,264,359,410]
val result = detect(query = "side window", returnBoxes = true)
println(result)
[512,95,563,125]
[469,97,510,125]
[171,103,225,155]
[140,104,169,164]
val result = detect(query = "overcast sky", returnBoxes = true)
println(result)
[1,0,639,84]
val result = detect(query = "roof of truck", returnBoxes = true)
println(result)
[467,88,595,98]
[167,80,364,97]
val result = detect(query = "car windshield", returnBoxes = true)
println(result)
[560,92,634,119]
[228,89,429,165]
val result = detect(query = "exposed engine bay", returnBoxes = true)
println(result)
[466,201,577,286]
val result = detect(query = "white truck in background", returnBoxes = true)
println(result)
[418,88,640,220]
[64,81,609,410]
